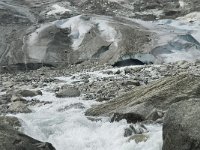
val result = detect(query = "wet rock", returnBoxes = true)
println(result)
[17,90,42,97]
[0,116,21,129]
[111,113,145,123]
[86,116,102,122]
[115,70,121,74]
[8,101,31,113]
[163,99,200,150]
[56,86,81,98]
[128,134,149,143]
[124,124,148,137]
[124,128,133,137]
[0,125,56,150]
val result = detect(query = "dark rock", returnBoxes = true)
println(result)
[0,125,56,150]
[121,80,140,86]
[112,59,145,67]
[163,99,200,150]
[124,128,133,137]
[111,113,145,123]
[18,90,42,97]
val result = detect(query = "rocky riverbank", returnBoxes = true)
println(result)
[1,60,200,149]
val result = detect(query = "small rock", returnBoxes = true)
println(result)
[124,124,148,137]
[124,128,133,137]
[124,68,132,74]
[128,134,149,143]
[115,70,121,74]
[111,113,145,123]
[87,116,102,122]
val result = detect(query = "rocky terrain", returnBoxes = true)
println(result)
[1,0,200,150]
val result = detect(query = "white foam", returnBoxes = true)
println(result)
[47,4,71,16]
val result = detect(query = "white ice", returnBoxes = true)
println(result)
[56,15,120,50]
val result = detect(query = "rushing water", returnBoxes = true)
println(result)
[13,84,162,150]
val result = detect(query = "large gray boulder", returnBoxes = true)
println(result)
[8,101,31,113]
[85,74,200,122]
[56,86,81,98]
[0,125,56,150]
[163,99,200,150]
[17,90,42,97]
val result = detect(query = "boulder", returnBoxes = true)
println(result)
[56,86,81,98]
[0,125,55,150]
[85,74,200,122]
[163,99,200,150]
[18,90,42,97]
[8,101,31,113]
